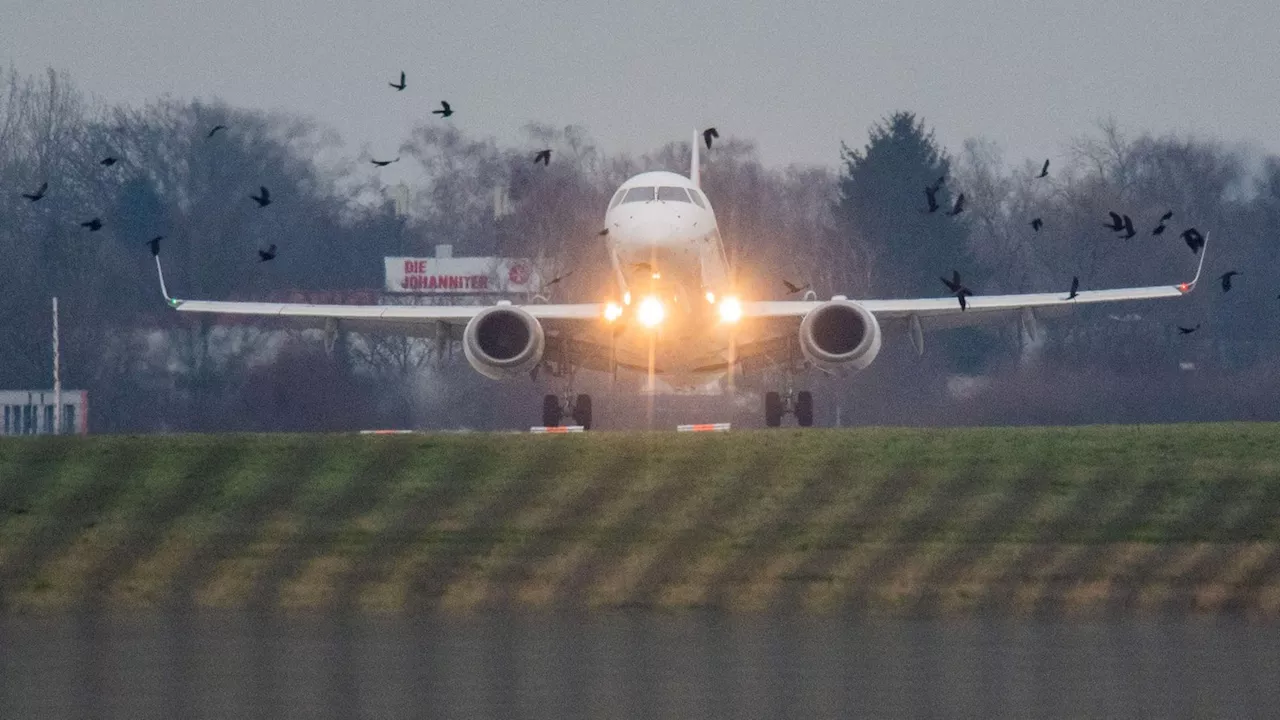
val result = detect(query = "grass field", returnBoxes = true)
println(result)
[2,424,1280,615]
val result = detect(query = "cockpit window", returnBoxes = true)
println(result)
[687,189,706,208]
[608,188,626,209]
[621,187,655,204]
[657,186,692,203]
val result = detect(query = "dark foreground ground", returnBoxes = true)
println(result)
[2,611,1278,719]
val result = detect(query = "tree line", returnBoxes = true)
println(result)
[3,65,1278,432]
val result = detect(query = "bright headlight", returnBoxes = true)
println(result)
[637,296,665,327]
[718,296,743,323]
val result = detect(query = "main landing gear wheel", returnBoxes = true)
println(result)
[542,394,562,428]
[572,394,593,430]
[764,391,784,428]
[795,391,814,427]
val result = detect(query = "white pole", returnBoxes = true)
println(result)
[53,296,61,435]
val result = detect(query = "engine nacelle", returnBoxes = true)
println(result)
[463,305,546,380]
[798,299,883,372]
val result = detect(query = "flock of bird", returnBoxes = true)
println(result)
[16,75,1227,334]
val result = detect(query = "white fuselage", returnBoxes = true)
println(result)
[600,171,738,381]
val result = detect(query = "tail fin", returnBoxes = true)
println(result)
[690,129,700,188]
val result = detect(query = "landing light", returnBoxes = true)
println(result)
[705,291,716,304]
[623,291,632,305]
[637,296,665,328]
[604,301,623,322]
[718,296,743,324]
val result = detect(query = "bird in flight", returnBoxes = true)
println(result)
[533,149,551,166]
[545,270,573,287]
[1104,211,1125,232]
[1178,324,1200,335]
[389,71,406,91]
[1219,271,1240,292]
[258,243,277,262]
[940,270,963,294]
[702,127,719,150]
[249,186,271,207]
[947,193,965,216]
[100,156,119,166]
[597,228,609,236]
[432,101,453,117]
[924,185,940,213]
[1181,228,1205,254]
[21,182,47,201]
[782,279,810,295]
[1067,276,1079,300]
[146,236,163,256]
[370,157,399,167]
[1160,210,1173,222]
[1152,220,1167,236]
[1036,159,1050,178]
[931,175,946,191]
[207,125,227,138]
[80,217,102,232]
[1120,214,1136,239]
[956,287,974,311]
[1030,218,1043,232]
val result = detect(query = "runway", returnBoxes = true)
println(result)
[2,612,1277,719]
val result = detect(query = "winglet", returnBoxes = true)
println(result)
[154,252,178,306]
[1177,231,1210,294]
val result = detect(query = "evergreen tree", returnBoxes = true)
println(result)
[835,112,971,298]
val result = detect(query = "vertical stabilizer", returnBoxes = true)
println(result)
[691,129,700,188]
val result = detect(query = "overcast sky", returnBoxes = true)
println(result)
[4,0,1279,173]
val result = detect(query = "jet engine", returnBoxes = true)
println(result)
[463,305,546,380]
[798,299,882,372]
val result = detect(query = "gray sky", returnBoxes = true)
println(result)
[4,0,1279,174]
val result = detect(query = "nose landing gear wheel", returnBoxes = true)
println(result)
[542,394,563,427]
[572,394,593,430]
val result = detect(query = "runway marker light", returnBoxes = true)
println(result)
[637,296,665,327]
[718,295,743,324]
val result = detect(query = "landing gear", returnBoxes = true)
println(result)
[541,392,592,429]
[762,388,815,427]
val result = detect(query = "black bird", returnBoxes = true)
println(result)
[1220,271,1240,292]
[1036,159,1049,178]
[100,156,119,166]
[389,71,406,91]
[80,217,102,232]
[956,287,973,311]
[702,127,719,150]
[1031,218,1043,231]
[21,182,47,201]
[782,279,810,295]
[1104,211,1125,231]
[940,270,963,294]
[545,271,573,287]
[370,157,399,167]
[145,235,163,256]
[597,228,609,236]
[1067,276,1079,300]
[931,175,946,191]
[948,193,966,216]
[249,186,271,207]
[258,244,277,262]
[1160,210,1173,222]
[924,185,940,213]
[1120,214,1136,239]
[1178,324,1200,335]
[432,101,453,117]
[1181,228,1205,254]
[1152,221,1167,236]
[207,125,227,138]
[533,149,551,166]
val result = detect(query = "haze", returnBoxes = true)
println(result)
[4,0,1277,169]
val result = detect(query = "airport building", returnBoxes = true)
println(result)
[0,389,88,436]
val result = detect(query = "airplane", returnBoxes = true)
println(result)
[151,132,1208,429]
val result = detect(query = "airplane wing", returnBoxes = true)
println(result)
[151,254,603,339]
